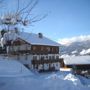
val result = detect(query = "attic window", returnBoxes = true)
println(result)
[38,33,43,38]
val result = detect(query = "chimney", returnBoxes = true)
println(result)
[38,33,43,38]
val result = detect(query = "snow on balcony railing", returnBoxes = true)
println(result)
[32,54,60,60]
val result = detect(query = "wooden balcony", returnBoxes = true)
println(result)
[8,50,31,55]
[32,58,63,65]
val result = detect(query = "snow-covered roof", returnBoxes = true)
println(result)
[64,56,90,65]
[18,32,60,46]
[2,31,60,46]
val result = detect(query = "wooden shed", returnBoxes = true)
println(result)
[61,56,90,76]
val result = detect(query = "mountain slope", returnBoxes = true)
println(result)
[60,40,90,56]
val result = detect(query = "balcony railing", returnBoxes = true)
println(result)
[32,58,63,64]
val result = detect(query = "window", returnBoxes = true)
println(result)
[49,56,52,60]
[52,47,54,52]
[26,45,31,50]
[56,63,58,66]
[46,56,48,59]
[47,47,50,52]
[33,46,36,50]
[41,56,44,60]
[33,56,37,60]
[52,56,54,59]
[55,48,58,52]
[41,46,44,51]
[56,56,59,59]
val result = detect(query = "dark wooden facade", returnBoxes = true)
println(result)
[60,59,90,77]
[9,38,59,55]
[31,58,63,72]
[6,38,62,72]
[31,45,59,54]
[66,64,90,70]
[32,58,63,64]
[60,59,90,70]
[12,38,29,46]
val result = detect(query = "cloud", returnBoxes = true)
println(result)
[58,35,90,46]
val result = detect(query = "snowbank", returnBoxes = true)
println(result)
[0,71,90,90]
[0,59,90,90]
[0,60,33,77]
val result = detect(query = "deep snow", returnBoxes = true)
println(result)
[0,71,90,90]
[0,60,90,90]
[0,59,33,77]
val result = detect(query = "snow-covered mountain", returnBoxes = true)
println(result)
[59,35,90,56]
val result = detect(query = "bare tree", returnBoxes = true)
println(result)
[0,0,47,31]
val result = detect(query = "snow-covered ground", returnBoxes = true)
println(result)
[0,59,33,77]
[0,71,90,90]
[0,59,90,90]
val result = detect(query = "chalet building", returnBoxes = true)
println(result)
[0,30,63,72]
[61,56,90,76]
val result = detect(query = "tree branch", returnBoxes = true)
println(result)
[17,0,33,15]
[30,14,48,23]
[16,0,20,13]
[24,0,38,20]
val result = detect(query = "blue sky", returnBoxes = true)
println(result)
[34,0,90,41]
[1,0,90,41]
